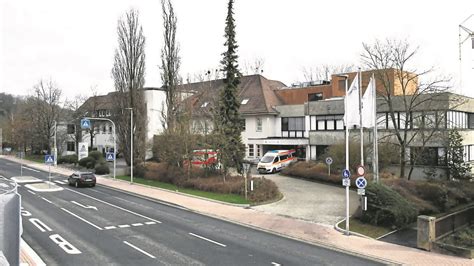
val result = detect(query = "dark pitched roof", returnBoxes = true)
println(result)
[183,74,286,116]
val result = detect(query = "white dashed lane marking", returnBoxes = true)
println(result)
[104,226,117,230]
[118,224,130,228]
[131,223,143,227]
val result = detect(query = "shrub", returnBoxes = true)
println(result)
[282,161,357,185]
[95,163,110,175]
[360,182,417,228]
[248,177,281,203]
[133,164,146,178]
[79,156,96,169]
[58,155,78,165]
[89,151,103,161]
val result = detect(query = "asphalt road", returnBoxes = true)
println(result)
[1,158,383,266]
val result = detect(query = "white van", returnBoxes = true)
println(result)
[257,150,297,174]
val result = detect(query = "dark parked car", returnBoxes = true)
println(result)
[68,172,96,188]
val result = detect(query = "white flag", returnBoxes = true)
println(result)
[344,74,360,127]
[361,76,375,128]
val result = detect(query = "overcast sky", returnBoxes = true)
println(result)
[1,0,474,100]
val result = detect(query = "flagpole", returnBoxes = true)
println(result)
[372,73,379,183]
[359,68,364,166]
[343,75,350,236]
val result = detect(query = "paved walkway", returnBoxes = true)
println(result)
[253,173,359,225]
[4,156,471,265]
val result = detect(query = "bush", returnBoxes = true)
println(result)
[95,163,110,175]
[282,161,357,185]
[58,155,78,165]
[89,151,103,161]
[360,182,417,228]
[133,164,146,178]
[248,177,281,203]
[79,156,96,169]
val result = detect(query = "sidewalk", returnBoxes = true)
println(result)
[5,156,471,265]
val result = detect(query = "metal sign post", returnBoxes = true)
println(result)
[45,155,54,188]
[325,157,333,176]
[342,169,351,235]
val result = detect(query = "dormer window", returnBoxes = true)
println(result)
[241,99,249,105]
[201,102,209,108]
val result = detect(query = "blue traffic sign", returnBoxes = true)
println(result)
[45,155,54,165]
[342,169,351,179]
[325,157,333,165]
[355,177,367,189]
[81,119,91,129]
[106,153,115,162]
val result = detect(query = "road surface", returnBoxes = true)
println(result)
[1,158,382,265]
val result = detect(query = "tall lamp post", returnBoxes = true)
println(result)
[337,74,350,236]
[125,108,134,184]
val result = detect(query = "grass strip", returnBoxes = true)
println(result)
[338,218,392,239]
[115,175,249,205]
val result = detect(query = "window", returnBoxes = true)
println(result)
[256,145,261,157]
[468,113,474,129]
[67,124,75,134]
[424,112,436,128]
[256,118,262,132]
[273,157,279,163]
[377,113,387,129]
[280,154,288,160]
[248,144,254,157]
[109,126,113,134]
[241,99,249,105]
[308,93,323,102]
[326,116,335,130]
[67,142,75,152]
[102,125,106,134]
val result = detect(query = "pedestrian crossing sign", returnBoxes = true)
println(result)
[106,153,115,162]
[81,118,91,129]
[45,155,54,164]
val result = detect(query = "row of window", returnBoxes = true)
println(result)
[247,144,261,157]
[306,111,474,131]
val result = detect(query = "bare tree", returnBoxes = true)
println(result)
[65,94,87,152]
[160,0,181,131]
[242,57,265,75]
[361,39,454,179]
[301,64,355,82]
[111,9,147,166]
[27,79,63,154]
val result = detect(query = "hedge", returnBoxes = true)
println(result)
[79,156,96,169]
[360,182,417,228]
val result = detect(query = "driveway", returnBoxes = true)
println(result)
[252,173,359,225]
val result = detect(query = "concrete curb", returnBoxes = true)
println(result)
[21,238,46,266]
[334,218,374,240]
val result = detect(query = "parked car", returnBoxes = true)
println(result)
[68,172,96,188]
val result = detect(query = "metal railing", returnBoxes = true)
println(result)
[435,206,474,240]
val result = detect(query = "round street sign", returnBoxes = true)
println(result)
[355,177,367,189]
[342,169,351,179]
[325,157,333,165]
[356,165,365,177]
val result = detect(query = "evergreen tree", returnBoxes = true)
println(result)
[447,129,472,180]
[215,0,245,179]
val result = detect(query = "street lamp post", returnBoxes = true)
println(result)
[125,108,133,184]
[53,120,57,166]
[337,74,350,236]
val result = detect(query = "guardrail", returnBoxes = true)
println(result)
[417,205,474,257]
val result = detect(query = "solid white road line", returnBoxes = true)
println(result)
[54,180,67,185]
[61,208,103,230]
[64,187,162,224]
[144,221,156,225]
[22,166,40,173]
[104,226,117,230]
[131,223,143,227]
[27,190,36,195]
[123,241,156,259]
[271,262,281,266]
[118,224,130,228]
[41,197,53,204]
[188,233,227,247]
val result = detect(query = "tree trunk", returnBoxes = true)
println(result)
[399,145,406,179]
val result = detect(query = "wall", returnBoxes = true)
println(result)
[143,89,166,140]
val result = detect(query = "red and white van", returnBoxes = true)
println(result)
[257,150,297,174]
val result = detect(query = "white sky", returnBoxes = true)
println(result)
[1,0,474,100]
